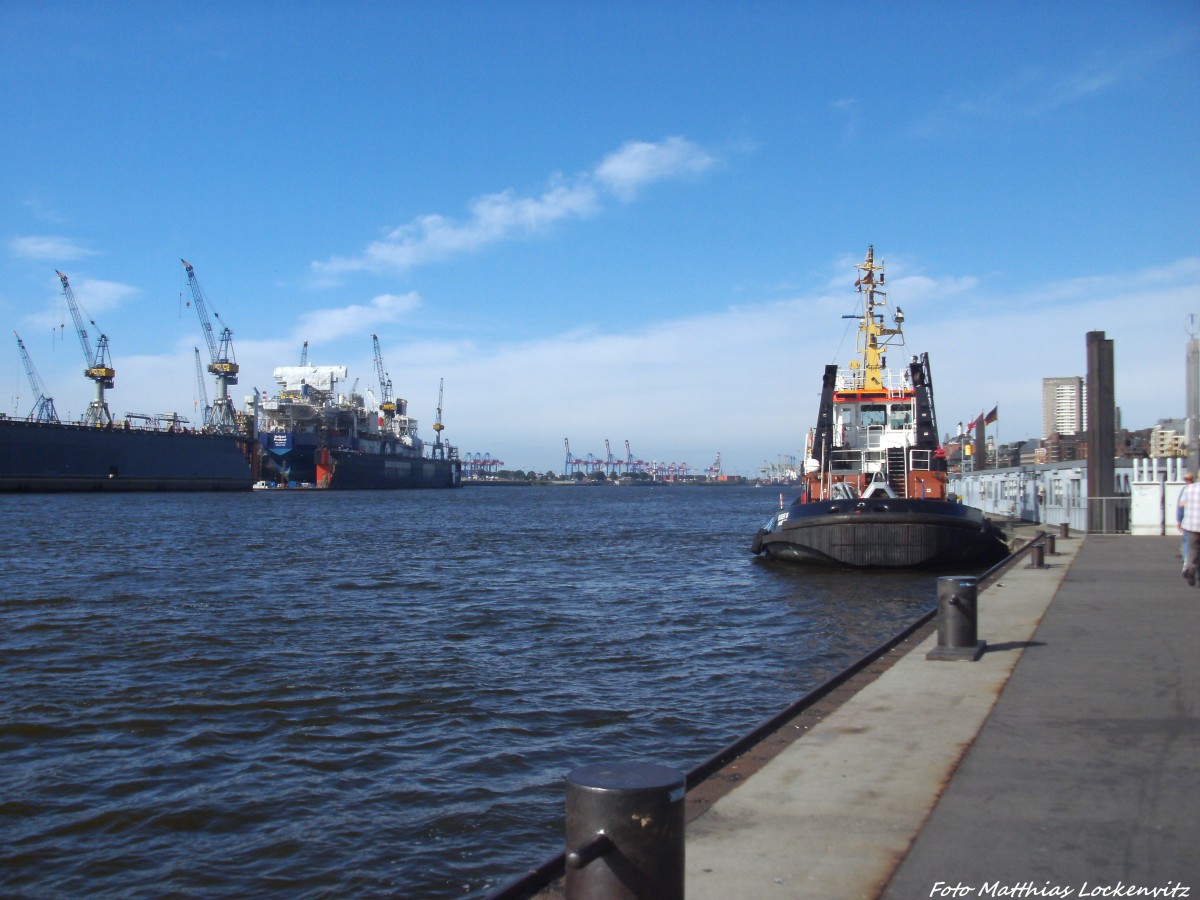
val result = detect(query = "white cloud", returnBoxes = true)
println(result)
[24,276,137,334]
[293,292,421,342]
[311,137,716,278]
[9,235,97,261]
[593,136,716,201]
[911,56,1134,139]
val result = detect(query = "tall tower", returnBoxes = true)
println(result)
[1041,376,1087,437]
[1187,322,1199,472]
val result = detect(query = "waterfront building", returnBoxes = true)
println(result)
[1149,419,1187,457]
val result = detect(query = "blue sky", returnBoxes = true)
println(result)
[2,2,1197,475]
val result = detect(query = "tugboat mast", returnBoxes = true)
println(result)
[853,245,904,391]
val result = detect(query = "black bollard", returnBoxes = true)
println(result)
[1059,521,1069,539]
[927,575,985,661]
[565,762,685,900]
[1027,543,1046,568]
[1045,533,1058,555]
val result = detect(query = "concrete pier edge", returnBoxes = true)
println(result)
[504,529,1197,898]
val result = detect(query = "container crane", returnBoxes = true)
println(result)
[56,269,114,426]
[181,259,239,433]
[706,451,722,479]
[371,333,395,419]
[13,331,59,423]
[193,347,211,425]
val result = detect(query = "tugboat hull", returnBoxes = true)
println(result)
[753,498,1010,569]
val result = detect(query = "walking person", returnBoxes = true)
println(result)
[1178,471,1200,585]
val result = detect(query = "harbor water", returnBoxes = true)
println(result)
[1,485,941,897]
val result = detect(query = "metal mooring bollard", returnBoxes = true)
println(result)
[1027,543,1046,568]
[927,576,985,661]
[1059,522,1070,539]
[1045,533,1058,555]
[564,762,685,900]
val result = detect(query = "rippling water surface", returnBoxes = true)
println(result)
[1,485,941,897]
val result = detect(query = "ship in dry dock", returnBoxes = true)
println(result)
[255,337,461,490]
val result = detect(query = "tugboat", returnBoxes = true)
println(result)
[751,246,1009,568]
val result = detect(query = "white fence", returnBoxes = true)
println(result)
[1128,457,1188,536]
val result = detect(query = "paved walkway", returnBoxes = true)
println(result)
[685,535,1199,898]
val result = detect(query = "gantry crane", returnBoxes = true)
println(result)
[181,259,239,433]
[56,270,114,426]
[13,331,59,423]
[371,333,395,419]
[193,347,211,426]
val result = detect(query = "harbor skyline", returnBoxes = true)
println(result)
[2,3,1197,475]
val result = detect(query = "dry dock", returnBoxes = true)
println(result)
[685,533,1198,897]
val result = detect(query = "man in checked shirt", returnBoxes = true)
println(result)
[1178,471,1200,586]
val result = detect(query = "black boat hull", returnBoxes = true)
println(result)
[321,451,462,490]
[258,435,462,490]
[752,497,1009,569]
[0,418,254,492]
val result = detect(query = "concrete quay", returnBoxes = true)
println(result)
[685,534,1199,898]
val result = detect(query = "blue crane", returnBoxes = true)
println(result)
[13,330,59,424]
[181,259,239,433]
[193,347,211,426]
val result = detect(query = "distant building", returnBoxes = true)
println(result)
[1042,431,1087,463]
[1150,419,1187,458]
[1042,376,1087,438]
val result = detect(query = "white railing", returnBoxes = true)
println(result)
[834,369,912,392]
[950,459,1134,533]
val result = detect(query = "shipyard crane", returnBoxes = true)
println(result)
[371,333,395,419]
[56,270,114,426]
[13,331,59,423]
[181,259,239,433]
[432,377,446,458]
[299,340,308,366]
[193,347,211,425]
